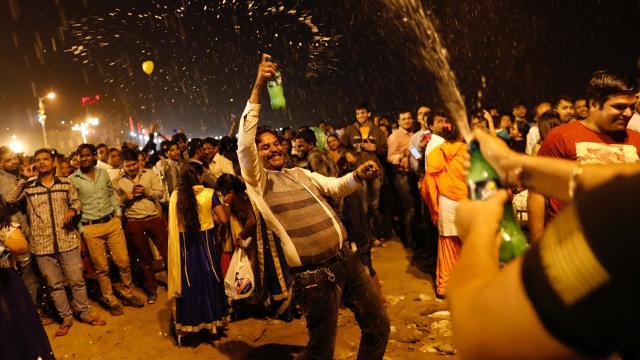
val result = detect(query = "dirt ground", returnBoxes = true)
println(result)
[45,238,460,360]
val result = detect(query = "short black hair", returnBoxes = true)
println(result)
[96,143,108,151]
[255,127,278,145]
[426,110,448,127]
[162,140,177,153]
[512,101,526,109]
[355,102,370,112]
[171,133,188,143]
[552,95,573,109]
[33,148,54,159]
[203,137,219,147]
[295,128,317,146]
[120,147,139,162]
[586,70,637,108]
[187,138,203,158]
[77,143,97,155]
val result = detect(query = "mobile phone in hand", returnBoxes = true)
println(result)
[409,146,422,160]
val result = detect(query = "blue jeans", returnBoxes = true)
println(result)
[36,248,90,320]
[293,250,389,360]
[356,176,383,239]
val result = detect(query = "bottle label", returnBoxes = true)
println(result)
[468,179,498,201]
[269,72,283,87]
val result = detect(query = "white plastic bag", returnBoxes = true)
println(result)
[224,247,255,299]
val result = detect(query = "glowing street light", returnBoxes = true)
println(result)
[9,135,23,153]
[72,117,99,143]
[38,92,56,148]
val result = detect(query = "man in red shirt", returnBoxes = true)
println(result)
[528,70,640,242]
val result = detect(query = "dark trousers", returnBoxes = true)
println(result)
[293,251,389,360]
[124,216,168,293]
[17,255,40,305]
[343,193,376,277]
[392,172,417,248]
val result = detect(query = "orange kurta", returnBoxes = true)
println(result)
[422,141,468,225]
[421,141,468,296]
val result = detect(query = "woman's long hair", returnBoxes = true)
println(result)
[176,163,203,241]
[216,173,246,197]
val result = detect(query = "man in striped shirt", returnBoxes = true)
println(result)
[238,54,390,360]
[5,148,106,336]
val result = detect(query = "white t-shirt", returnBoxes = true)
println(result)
[423,134,445,171]
[627,112,640,132]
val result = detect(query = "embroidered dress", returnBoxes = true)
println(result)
[0,223,55,360]
[167,186,228,336]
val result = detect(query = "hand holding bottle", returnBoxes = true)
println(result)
[468,129,526,188]
[455,189,509,244]
[265,56,286,109]
[255,54,278,85]
[466,139,529,263]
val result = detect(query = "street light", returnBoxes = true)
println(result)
[38,92,56,148]
[72,117,99,143]
[9,135,24,153]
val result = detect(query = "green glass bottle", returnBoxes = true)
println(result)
[266,57,286,110]
[466,141,529,263]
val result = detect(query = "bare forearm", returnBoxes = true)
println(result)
[527,191,546,244]
[521,156,640,201]
[520,156,574,200]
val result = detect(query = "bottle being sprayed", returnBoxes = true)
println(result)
[466,141,529,263]
[266,56,286,110]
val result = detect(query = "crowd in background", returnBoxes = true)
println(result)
[1,69,639,357]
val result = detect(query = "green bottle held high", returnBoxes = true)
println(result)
[466,141,529,263]
[266,56,286,110]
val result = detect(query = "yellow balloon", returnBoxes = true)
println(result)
[142,60,154,75]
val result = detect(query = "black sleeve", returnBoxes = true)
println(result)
[141,133,156,153]
[521,173,640,358]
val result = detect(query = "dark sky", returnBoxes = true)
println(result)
[1,0,639,147]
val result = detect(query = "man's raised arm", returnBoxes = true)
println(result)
[237,54,277,193]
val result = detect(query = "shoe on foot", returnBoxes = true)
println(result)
[108,303,124,316]
[122,295,145,308]
[147,292,158,304]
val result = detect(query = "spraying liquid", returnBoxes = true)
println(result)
[382,0,471,140]
[385,1,528,262]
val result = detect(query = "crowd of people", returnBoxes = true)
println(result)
[0,54,638,359]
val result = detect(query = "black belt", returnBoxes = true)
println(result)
[82,213,115,226]
[292,247,349,274]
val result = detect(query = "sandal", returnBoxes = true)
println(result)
[40,315,55,326]
[55,319,73,337]
[81,314,107,326]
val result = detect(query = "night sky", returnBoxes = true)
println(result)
[1,0,639,151]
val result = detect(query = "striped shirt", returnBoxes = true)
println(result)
[238,101,359,268]
[4,177,82,255]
